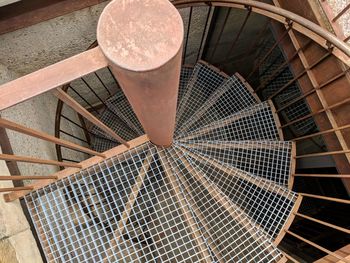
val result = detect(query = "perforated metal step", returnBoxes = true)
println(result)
[175,144,297,241]
[175,61,227,136]
[177,140,293,187]
[178,101,281,142]
[176,73,259,137]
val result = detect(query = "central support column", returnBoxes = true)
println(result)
[97,0,183,147]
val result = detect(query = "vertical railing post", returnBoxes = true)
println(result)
[97,0,183,147]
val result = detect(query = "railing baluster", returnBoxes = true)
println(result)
[285,230,350,263]
[0,186,33,193]
[61,158,80,163]
[0,118,104,157]
[59,129,89,144]
[246,26,291,80]
[275,66,349,112]
[94,72,111,95]
[280,97,350,129]
[225,6,252,60]
[52,88,129,147]
[0,153,82,168]
[68,85,100,114]
[299,193,350,204]
[0,175,58,181]
[255,41,312,93]
[294,174,350,178]
[197,6,212,61]
[209,8,231,62]
[296,149,350,159]
[294,212,350,234]
[81,77,107,107]
[293,123,350,141]
[269,52,333,100]
[219,20,270,67]
[76,113,91,145]
[107,66,119,87]
[183,7,193,63]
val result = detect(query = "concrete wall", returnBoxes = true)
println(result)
[0,2,111,177]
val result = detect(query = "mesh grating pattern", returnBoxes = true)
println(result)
[176,75,258,137]
[178,66,194,108]
[90,109,137,143]
[28,60,301,262]
[91,136,119,153]
[106,90,144,135]
[26,142,216,263]
[175,145,297,240]
[178,102,280,142]
[25,142,289,262]
[178,140,292,187]
[175,62,227,135]
[165,147,284,262]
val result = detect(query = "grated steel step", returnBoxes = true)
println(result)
[176,145,298,241]
[177,140,293,187]
[178,101,281,142]
[176,73,259,137]
[175,61,227,136]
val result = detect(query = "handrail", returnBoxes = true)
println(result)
[285,230,350,263]
[172,0,350,63]
[0,153,82,168]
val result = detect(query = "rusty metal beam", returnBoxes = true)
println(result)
[0,47,108,111]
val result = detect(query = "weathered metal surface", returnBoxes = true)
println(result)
[0,47,108,111]
[97,0,184,146]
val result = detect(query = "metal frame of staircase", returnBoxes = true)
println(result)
[0,0,349,262]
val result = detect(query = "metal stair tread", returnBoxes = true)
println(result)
[178,101,280,142]
[175,61,228,135]
[168,146,285,262]
[175,144,298,242]
[176,139,293,187]
[176,73,259,138]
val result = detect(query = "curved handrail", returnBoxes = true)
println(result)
[172,0,350,65]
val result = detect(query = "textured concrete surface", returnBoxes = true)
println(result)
[0,3,112,177]
[0,147,42,263]
[0,230,43,263]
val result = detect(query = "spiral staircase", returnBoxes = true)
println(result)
[24,60,297,262]
[0,0,350,262]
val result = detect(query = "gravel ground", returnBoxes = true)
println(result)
[326,0,350,42]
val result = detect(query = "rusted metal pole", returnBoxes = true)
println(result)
[97,0,183,147]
